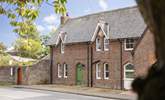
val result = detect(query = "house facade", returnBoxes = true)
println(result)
[133,29,156,77]
[47,7,146,90]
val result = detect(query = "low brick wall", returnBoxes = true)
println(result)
[0,57,50,85]
[26,59,50,85]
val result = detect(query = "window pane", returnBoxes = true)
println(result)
[126,44,130,48]
[126,72,135,78]
[64,64,68,77]
[125,39,134,50]
[96,38,101,51]
[130,39,134,42]
[106,72,109,77]
[104,63,109,79]
[61,43,64,53]
[104,38,109,50]
[130,44,133,48]
[126,64,134,70]
[105,64,109,70]
[58,64,62,78]
[96,63,101,79]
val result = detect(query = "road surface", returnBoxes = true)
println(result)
[0,87,119,100]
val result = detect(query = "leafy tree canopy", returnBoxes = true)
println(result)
[0,0,66,59]
[0,42,6,51]
[0,0,67,38]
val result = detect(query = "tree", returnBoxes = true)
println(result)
[0,42,6,51]
[0,0,67,59]
[0,0,67,43]
[132,0,165,100]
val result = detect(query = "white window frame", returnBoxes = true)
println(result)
[96,37,101,51]
[104,63,109,80]
[64,64,68,78]
[124,63,135,80]
[124,39,134,51]
[96,63,101,79]
[58,64,62,78]
[61,42,64,54]
[104,37,109,51]
[10,67,14,76]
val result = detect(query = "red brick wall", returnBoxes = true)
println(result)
[133,30,156,76]
[52,34,138,89]
[92,39,121,89]
[52,43,89,86]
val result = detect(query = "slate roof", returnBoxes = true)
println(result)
[47,6,146,46]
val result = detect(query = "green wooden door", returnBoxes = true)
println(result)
[76,64,83,85]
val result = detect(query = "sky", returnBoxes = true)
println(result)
[0,0,136,48]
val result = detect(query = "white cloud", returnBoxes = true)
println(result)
[43,14,57,25]
[47,25,56,31]
[36,25,45,32]
[99,0,108,11]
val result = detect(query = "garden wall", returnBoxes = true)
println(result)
[26,57,50,85]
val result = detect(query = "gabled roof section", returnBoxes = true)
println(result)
[55,32,67,45]
[91,21,109,41]
[47,6,146,46]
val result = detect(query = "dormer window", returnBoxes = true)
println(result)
[61,42,64,54]
[104,37,109,51]
[96,37,101,51]
[125,39,134,51]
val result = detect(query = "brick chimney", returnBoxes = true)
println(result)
[60,13,69,25]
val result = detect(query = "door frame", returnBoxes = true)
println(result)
[123,63,134,90]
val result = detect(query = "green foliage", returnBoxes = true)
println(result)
[11,20,40,39]
[53,0,67,16]
[0,0,66,60]
[19,61,36,67]
[0,42,6,51]
[0,0,67,22]
[0,51,36,66]
[0,51,16,66]
[14,38,43,59]
[0,54,11,66]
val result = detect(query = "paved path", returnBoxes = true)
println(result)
[0,88,119,100]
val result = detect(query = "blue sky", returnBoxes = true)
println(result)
[0,0,136,47]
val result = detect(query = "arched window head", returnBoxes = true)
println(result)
[124,63,135,79]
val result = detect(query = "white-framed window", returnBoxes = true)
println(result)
[10,67,14,76]
[64,64,68,78]
[104,63,109,79]
[124,39,134,51]
[61,42,64,54]
[58,64,62,78]
[124,63,135,80]
[96,63,101,79]
[96,37,101,51]
[104,37,109,51]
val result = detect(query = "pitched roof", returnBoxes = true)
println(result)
[47,6,146,45]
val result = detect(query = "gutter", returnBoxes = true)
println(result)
[90,45,93,87]
[118,39,123,90]
[87,43,90,87]
[50,46,53,84]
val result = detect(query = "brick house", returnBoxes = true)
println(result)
[47,6,146,90]
[133,29,156,77]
